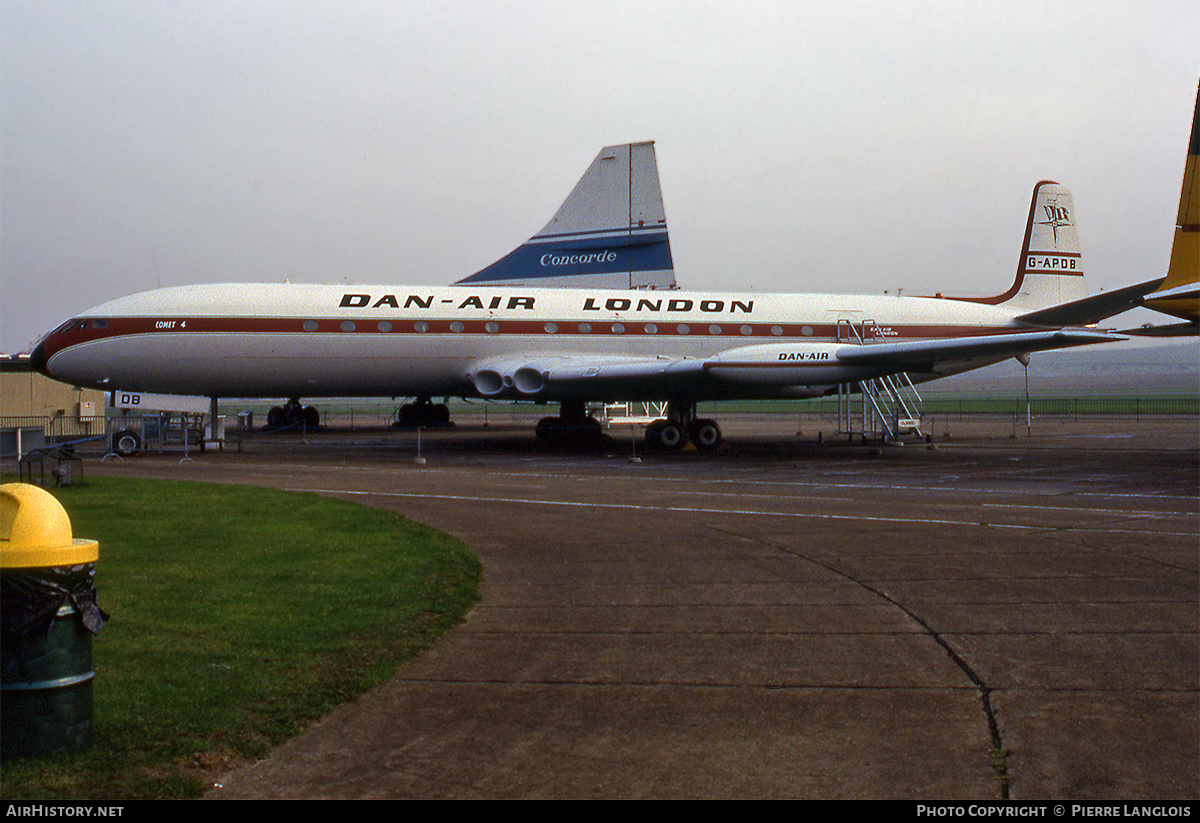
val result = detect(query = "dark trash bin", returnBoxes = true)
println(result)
[1,483,106,759]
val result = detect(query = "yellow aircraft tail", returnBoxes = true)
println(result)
[1143,81,1199,324]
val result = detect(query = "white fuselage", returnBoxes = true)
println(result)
[36,282,1037,401]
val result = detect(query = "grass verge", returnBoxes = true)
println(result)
[0,476,480,799]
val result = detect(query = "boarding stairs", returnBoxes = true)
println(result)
[836,319,924,440]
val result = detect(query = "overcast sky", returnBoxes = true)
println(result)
[2,0,1197,353]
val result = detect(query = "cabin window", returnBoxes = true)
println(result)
[611,323,625,334]
[303,320,319,332]
[544,322,558,334]
[772,325,784,336]
[740,325,752,335]
[676,324,690,334]
[450,321,465,333]
[708,325,722,335]
[578,323,592,333]
[341,321,356,332]
[801,326,814,337]
[485,321,500,333]
[414,321,429,333]
[643,323,657,334]
[377,321,392,332]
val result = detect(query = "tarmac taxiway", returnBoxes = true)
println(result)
[75,416,1199,799]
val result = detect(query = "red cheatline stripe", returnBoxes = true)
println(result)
[40,315,1029,359]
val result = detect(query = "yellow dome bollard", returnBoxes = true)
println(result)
[1,483,107,759]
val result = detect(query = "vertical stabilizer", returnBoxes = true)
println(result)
[1144,80,1199,323]
[946,181,1087,312]
[454,142,676,289]
[1005,181,1088,309]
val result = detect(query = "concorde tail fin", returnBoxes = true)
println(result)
[453,142,676,289]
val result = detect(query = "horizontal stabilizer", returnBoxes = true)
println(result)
[833,329,1125,367]
[455,142,676,290]
[1120,320,1200,337]
[1014,277,1164,327]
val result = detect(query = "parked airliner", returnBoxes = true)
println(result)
[32,141,1137,450]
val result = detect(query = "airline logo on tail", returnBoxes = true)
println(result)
[540,250,619,268]
[454,142,676,290]
[1037,201,1073,242]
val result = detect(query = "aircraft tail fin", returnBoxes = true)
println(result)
[1029,82,1199,333]
[945,181,1087,315]
[1002,180,1088,310]
[454,142,676,289]
[1143,80,1199,323]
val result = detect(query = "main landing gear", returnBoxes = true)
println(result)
[535,400,603,445]
[394,396,453,428]
[266,397,319,429]
[533,399,723,451]
[644,400,722,451]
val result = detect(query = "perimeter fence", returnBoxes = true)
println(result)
[792,395,1198,422]
[2,395,1196,458]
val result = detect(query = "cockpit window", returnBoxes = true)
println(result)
[52,319,90,334]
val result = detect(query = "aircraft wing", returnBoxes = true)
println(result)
[469,354,709,400]
[468,328,1124,400]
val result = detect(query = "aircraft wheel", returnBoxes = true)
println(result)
[303,405,320,428]
[398,402,451,428]
[644,419,664,449]
[657,421,686,450]
[397,404,423,427]
[689,419,722,449]
[571,415,603,440]
[112,429,141,457]
[267,406,285,428]
[536,416,562,442]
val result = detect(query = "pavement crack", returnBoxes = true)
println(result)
[708,524,1012,799]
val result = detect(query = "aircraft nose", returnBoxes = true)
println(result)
[29,340,48,377]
